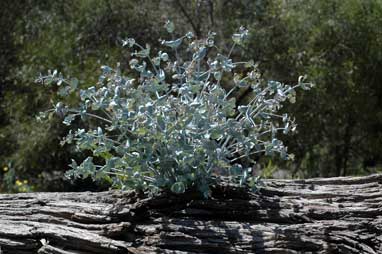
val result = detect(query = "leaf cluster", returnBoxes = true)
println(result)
[37,22,312,197]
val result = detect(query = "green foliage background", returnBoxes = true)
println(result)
[1,0,381,192]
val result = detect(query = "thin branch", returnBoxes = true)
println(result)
[176,0,201,37]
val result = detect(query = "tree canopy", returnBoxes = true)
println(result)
[1,0,381,192]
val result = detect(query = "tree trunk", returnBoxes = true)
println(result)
[0,174,381,254]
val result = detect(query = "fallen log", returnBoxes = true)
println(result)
[0,174,381,254]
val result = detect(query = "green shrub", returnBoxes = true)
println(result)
[37,22,312,197]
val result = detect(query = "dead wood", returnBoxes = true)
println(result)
[0,174,381,253]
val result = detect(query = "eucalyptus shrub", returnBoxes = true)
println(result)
[36,22,313,197]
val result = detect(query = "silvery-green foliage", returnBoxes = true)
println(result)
[36,22,313,198]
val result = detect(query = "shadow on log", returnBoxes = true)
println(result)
[0,174,381,253]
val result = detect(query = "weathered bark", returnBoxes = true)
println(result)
[0,174,381,254]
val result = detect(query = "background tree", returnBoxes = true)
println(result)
[1,0,381,192]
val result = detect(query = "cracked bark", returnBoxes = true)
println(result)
[0,174,381,253]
